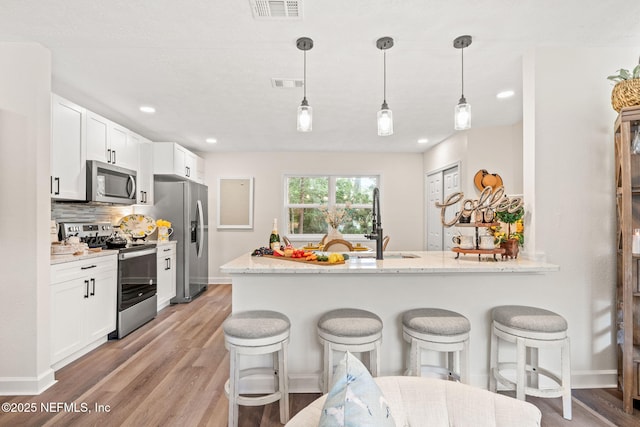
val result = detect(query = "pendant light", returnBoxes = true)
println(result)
[453,35,472,130]
[376,37,394,136]
[296,37,313,132]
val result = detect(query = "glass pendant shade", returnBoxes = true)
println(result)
[454,98,471,130]
[377,102,393,136]
[297,100,312,132]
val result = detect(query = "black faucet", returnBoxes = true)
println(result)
[365,187,383,260]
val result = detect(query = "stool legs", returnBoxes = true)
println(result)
[228,347,240,427]
[562,338,572,420]
[279,342,290,424]
[489,327,498,391]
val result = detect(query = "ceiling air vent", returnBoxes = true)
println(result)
[250,0,302,19]
[271,78,304,88]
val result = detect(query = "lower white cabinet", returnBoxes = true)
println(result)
[50,255,117,369]
[156,243,177,311]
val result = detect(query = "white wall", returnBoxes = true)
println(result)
[205,151,425,281]
[520,47,634,385]
[424,122,523,198]
[0,43,55,394]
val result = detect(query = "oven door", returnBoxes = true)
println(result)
[118,247,157,311]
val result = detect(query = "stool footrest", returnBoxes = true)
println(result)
[493,364,566,398]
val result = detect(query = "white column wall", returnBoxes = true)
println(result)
[0,43,54,394]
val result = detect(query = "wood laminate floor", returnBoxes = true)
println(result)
[1,285,639,426]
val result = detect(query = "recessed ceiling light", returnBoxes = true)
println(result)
[417,138,429,144]
[496,90,515,99]
[206,138,217,144]
[139,106,156,113]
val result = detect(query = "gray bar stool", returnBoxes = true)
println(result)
[317,308,383,392]
[489,305,572,420]
[223,310,290,427]
[402,308,471,382]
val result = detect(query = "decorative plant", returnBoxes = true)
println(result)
[156,219,172,228]
[492,208,524,247]
[319,203,352,230]
[607,64,640,83]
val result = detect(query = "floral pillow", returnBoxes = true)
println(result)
[318,352,395,427]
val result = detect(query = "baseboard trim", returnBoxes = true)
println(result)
[210,276,231,285]
[0,368,56,396]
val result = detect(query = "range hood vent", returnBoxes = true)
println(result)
[271,78,304,88]
[250,0,302,19]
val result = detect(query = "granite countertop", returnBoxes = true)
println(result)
[50,240,177,265]
[220,251,559,274]
[50,249,119,265]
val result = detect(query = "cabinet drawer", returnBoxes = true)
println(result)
[156,245,176,258]
[51,255,117,284]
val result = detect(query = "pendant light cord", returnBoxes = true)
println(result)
[383,50,387,103]
[460,46,465,98]
[303,50,307,101]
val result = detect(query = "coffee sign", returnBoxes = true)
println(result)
[435,186,523,227]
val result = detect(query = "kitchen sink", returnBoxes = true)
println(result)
[352,253,420,259]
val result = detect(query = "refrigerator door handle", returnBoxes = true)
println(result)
[196,199,204,258]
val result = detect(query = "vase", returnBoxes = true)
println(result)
[500,238,519,260]
[326,226,343,243]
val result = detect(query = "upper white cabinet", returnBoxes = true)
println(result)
[51,94,86,201]
[136,135,154,205]
[86,110,138,171]
[153,142,204,182]
[196,155,205,184]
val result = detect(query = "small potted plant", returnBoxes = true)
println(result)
[492,208,524,259]
[607,61,640,112]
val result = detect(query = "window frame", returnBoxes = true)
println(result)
[283,174,380,240]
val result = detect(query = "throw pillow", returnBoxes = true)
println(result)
[318,351,395,427]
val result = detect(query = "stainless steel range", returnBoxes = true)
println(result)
[59,222,158,339]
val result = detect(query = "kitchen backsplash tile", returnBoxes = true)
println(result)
[51,202,134,225]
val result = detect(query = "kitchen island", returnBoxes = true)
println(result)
[220,251,559,392]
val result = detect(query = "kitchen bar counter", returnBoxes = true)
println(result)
[220,251,558,274]
[221,251,560,393]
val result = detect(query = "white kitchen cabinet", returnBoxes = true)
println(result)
[85,110,138,171]
[50,255,117,369]
[153,142,203,181]
[196,155,205,184]
[156,243,177,311]
[51,94,86,200]
[136,135,154,205]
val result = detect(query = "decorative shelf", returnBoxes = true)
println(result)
[452,247,506,261]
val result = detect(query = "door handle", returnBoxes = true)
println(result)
[107,149,112,163]
[84,280,89,298]
[112,150,116,164]
[90,278,96,296]
[165,257,171,270]
[55,177,60,195]
[127,175,136,199]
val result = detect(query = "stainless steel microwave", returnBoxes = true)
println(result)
[87,160,137,204]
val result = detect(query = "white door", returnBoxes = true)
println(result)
[426,165,460,251]
[442,166,460,251]
[427,172,443,250]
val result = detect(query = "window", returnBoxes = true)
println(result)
[285,175,379,237]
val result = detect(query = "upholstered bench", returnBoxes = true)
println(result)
[285,376,541,427]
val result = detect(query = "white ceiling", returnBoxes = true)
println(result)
[1,0,639,153]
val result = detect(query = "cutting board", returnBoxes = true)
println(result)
[261,255,345,266]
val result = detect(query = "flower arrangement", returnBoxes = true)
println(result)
[319,203,352,229]
[156,219,172,228]
[491,208,524,247]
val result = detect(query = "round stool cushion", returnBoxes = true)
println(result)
[492,305,567,333]
[318,308,382,337]
[402,308,470,336]
[223,310,290,339]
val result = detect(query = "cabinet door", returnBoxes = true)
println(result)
[51,94,86,200]
[174,145,187,178]
[50,277,87,364]
[136,138,154,204]
[185,151,197,180]
[85,266,117,342]
[124,131,141,172]
[196,155,205,184]
[86,110,110,163]
[156,246,176,310]
[109,124,129,168]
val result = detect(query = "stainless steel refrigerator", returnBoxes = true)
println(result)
[153,179,208,302]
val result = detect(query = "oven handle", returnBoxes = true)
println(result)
[118,247,157,260]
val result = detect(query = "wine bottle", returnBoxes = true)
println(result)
[269,218,280,250]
